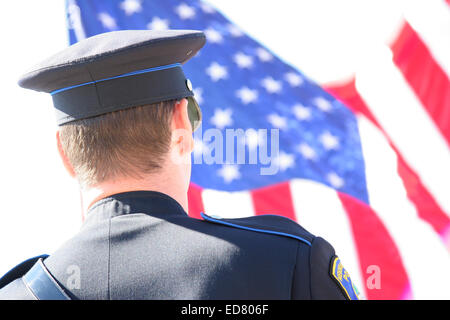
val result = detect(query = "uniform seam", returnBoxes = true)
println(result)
[107,217,112,300]
[309,236,315,299]
[290,241,300,299]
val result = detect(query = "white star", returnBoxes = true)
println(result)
[206,62,228,82]
[236,87,258,104]
[313,97,333,112]
[193,87,204,105]
[243,129,263,150]
[297,143,317,160]
[256,47,273,62]
[292,104,312,121]
[274,151,295,172]
[327,172,345,189]
[204,27,223,44]
[98,12,117,30]
[285,72,304,87]
[120,0,142,16]
[210,108,233,129]
[319,131,340,150]
[261,77,282,94]
[228,24,243,37]
[218,164,241,183]
[147,17,170,30]
[233,52,253,69]
[267,113,287,130]
[175,3,196,20]
[193,138,210,155]
[200,3,216,14]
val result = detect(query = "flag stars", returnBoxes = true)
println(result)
[327,172,345,189]
[319,131,340,150]
[274,152,295,172]
[206,62,228,81]
[267,113,288,130]
[262,77,282,94]
[292,104,312,121]
[200,3,216,14]
[120,0,142,16]
[233,52,253,69]
[297,143,317,161]
[98,12,117,30]
[204,28,223,44]
[175,3,196,20]
[218,164,241,183]
[243,129,263,150]
[313,97,333,112]
[256,47,273,62]
[227,24,243,37]
[236,86,258,104]
[210,108,233,129]
[147,17,170,30]
[193,138,210,155]
[285,72,304,87]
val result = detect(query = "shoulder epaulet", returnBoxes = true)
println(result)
[0,254,71,300]
[200,212,314,246]
[0,254,48,290]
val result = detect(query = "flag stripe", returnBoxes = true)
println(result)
[187,183,205,219]
[325,81,450,242]
[202,188,255,219]
[351,45,450,218]
[289,179,366,299]
[403,0,450,78]
[251,182,297,222]
[338,192,411,300]
[391,21,450,147]
[357,115,450,299]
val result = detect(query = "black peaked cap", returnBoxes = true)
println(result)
[18,30,206,128]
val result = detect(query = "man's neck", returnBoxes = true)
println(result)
[80,170,189,220]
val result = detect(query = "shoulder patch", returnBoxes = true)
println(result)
[200,212,313,246]
[329,256,360,300]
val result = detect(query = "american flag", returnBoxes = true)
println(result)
[66,0,450,299]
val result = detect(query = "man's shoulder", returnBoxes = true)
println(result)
[0,254,49,300]
[199,212,315,247]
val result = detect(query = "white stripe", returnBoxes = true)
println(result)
[290,179,366,299]
[404,0,450,77]
[355,45,450,218]
[358,115,450,299]
[202,189,255,219]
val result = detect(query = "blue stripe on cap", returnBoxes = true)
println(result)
[50,63,182,95]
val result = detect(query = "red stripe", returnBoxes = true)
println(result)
[391,21,450,147]
[338,192,411,299]
[251,181,297,221]
[326,80,450,239]
[187,182,204,219]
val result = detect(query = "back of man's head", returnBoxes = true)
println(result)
[59,100,176,187]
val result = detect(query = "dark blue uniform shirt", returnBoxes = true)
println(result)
[0,191,357,300]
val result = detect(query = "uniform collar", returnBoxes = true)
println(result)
[84,190,188,225]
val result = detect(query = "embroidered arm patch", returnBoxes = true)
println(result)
[329,256,360,300]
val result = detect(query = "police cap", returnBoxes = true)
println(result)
[18,29,206,130]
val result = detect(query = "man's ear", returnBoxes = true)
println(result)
[171,98,194,154]
[56,131,77,178]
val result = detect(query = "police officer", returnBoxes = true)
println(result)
[0,30,359,300]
